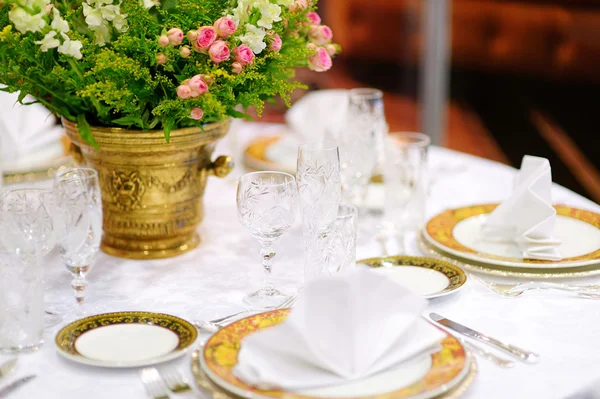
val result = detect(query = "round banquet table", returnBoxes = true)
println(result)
[2,122,600,399]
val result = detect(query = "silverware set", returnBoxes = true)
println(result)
[140,367,191,399]
[428,312,540,368]
[472,275,600,299]
[0,358,36,397]
[194,294,298,332]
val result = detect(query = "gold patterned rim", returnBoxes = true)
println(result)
[243,135,383,182]
[418,233,600,279]
[55,311,198,367]
[425,204,600,265]
[192,348,477,399]
[201,309,469,399]
[358,256,467,298]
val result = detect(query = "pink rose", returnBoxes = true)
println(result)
[213,17,236,38]
[289,0,307,12]
[233,44,254,65]
[306,11,321,25]
[194,26,217,51]
[156,53,167,64]
[189,107,204,120]
[180,46,191,58]
[268,32,282,52]
[306,42,318,51]
[325,44,336,56]
[158,35,169,47]
[308,46,332,72]
[231,62,243,74]
[187,30,198,42]
[176,85,191,99]
[188,74,208,97]
[310,25,333,45]
[202,74,215,84]
[167,28,184,45]
[208,40,230,64]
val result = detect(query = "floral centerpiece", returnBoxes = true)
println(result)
[0,0,337,143]
[0,0,337,259]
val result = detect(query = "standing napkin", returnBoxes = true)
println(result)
[481,155,561,260]
[233,269,445,390]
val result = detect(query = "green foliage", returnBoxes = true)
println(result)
[0,0,331,143]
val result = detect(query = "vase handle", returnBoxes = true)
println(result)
[206,155,234,178]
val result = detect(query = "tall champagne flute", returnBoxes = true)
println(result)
[53,168,102,314]
[237,172,298,309]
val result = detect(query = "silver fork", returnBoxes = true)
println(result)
[160,369,191,393]
[140,368,170,399]
[472,275,600,299]
[195,294,298,332]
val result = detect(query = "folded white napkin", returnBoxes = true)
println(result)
[481,155,561,260]
[233,269,445,390]
[0,90,64,165]
[285,89,349,143]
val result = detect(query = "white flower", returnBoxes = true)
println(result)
[82,2,104,26]
[51,8,69,33]
[8,7,46,33]
[57,32,83,59]
[141,0,157,8]
[112,13,128,32]
[34,30,60,51]
[239,23,266,54]
[256,1,281,29]
[228,0,249,26]
[91,22,111,46]
[27,0,50,11]
[276,0,293,6]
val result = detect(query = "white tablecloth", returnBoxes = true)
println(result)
[2,122,600,399]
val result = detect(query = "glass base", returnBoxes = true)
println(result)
[243,286,291,310]
[44,311,63,328]
[0,340,43,354]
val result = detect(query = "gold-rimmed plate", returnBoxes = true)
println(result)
[358,256,467,299]
[424,204,600,269]
[55,311,198,368]
[200,309,471,399]
[191,347,477,399]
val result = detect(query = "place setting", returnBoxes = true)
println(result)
[1,0,600,394]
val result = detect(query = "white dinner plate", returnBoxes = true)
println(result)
[359,256,467,299]
[200,309,472,399]
[424,204,600,269]
[55,311,198,368]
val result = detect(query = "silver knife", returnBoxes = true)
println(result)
[429,313,540,364]
[0,375,36,397]
[0,359,17,378]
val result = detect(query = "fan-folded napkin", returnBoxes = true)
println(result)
[233,269,445,390]
[0,90,63,164]
[480,155,561,260]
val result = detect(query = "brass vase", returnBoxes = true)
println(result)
[63,119,233,260]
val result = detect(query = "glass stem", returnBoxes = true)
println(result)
[70,270,88,315]
[260,242,275,293]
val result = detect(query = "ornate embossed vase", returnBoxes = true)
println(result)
[63,119,233,260]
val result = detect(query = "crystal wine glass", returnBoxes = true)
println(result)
[53,168,103,314]
[0,189,62,327]
[236,171,298,309]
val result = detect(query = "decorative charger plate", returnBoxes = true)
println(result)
[358,256,467,299]
[424,204,600,269]
[55,311,198,368]
[192,347,477,399]
[200,309,471,399]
